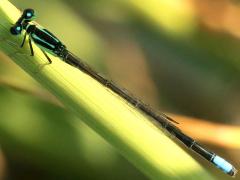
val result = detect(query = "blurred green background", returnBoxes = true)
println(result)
[0,0,240,179]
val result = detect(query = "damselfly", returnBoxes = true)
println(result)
[9,8,237,177]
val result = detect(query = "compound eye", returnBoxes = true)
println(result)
[10,24,22,35]
[23,8,35,20]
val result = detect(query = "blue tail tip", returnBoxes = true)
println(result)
[212,155,237,177]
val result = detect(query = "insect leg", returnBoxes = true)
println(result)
[40,49,52,64]
[28,38,34,56]
[20,32,27,47]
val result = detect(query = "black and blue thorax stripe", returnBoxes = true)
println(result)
[24,22,68,58]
